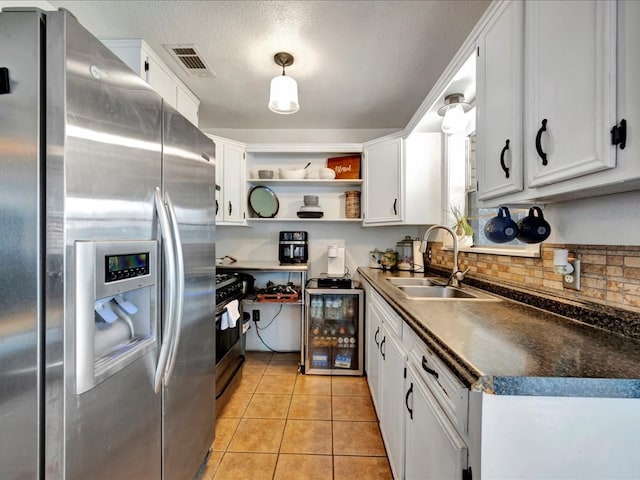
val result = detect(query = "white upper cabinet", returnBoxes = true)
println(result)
[524,0,617,188]
[209,135,247,225]
[474,0,639,205]
[363,137,403,225]
[101,39,200,126]
[363,133,441,226]
[476,0,524,201]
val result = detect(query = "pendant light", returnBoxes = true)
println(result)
[268,52,299,114]
[438,93,470,135]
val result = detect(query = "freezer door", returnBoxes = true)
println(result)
[44,11,163,479]
[0,11,42,480]
[161,106,216,480]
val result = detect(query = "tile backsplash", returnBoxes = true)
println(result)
[428,243,640,314]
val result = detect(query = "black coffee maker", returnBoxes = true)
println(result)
[279,231,308,264]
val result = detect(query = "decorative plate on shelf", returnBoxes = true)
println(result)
[248,186,279,218]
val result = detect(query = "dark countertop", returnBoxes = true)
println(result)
[358,267,640,398]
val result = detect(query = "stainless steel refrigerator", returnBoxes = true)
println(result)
[0,8,216,480]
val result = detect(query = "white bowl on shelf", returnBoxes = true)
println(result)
[319,167,336,179]
[279,168,307,179]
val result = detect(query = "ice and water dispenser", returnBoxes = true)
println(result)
[75,240,158,394]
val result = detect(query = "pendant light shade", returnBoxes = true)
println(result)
[438,93,470,135]
[268,52,299,114]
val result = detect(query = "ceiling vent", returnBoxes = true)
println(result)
[164,44,215,78]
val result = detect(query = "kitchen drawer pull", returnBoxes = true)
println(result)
[380,336,386,360]
[215,199,219,215]
[421,355,438,379]
[228,201,232,216]
[393,198,398,216]
[374,326,380,347]
[500,139,510,178]
[535,118,548,165]
[405,382,414,420]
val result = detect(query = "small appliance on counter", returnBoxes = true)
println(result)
[327,244,345,277]
[395,235,425,272]
[369,249,384,269]
[317,275,352,289]
[279,231,309,264]
[396,235,414,271]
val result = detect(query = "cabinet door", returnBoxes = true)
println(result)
[221,142,246,224]
[379,323,406,480]
[525,0,617,188]
[214,148,223,224]
[363,137,402,225]
[365,299,382,413]
[145,54,177,109]
[176,84,199,127]
[405,364,468,480]
[476,0,524,201]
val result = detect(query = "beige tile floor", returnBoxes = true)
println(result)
[198,351,392,480]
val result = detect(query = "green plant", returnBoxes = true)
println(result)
[450,204,473,237]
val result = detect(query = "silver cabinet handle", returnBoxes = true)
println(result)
[153,187,176,393]
[164,191,185,386]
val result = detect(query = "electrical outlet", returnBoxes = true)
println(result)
[427,247,433,262]
[563,260,581,291]
[252,309,260,322]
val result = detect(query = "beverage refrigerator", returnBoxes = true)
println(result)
[304,288,363,375]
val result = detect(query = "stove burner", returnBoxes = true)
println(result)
[215,272,247,312]
[216,273,237,290]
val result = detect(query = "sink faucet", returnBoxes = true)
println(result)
[419,224,470,287]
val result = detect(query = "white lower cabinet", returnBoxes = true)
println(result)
[405,363,468,480]
[365,287,406,480]
[365,283,470,480]
[365,289,381,412]
[379,320,407,480]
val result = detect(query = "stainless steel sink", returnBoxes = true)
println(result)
[397,285,502,301]
[386,277,442,286]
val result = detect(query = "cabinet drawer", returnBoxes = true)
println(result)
[369,288,402,339]
[406,327,468,435]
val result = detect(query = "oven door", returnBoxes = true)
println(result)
[215,304,245,407]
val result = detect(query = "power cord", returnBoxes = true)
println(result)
[252,304,297,354]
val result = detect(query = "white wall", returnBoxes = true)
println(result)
[216,222,419,281]
[203,128,400,144]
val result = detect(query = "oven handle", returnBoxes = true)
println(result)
[164,191,185,386]
[153,187,176,394]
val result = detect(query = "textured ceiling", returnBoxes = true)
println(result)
[48,0,489,131]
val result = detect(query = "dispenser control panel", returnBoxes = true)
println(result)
[105,252,150,282]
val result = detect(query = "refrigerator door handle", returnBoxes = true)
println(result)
[153,187,177,393]
[163,191,185,386]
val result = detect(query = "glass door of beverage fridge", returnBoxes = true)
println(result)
[304,288,364,375]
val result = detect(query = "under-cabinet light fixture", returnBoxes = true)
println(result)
[438,93,470,135]
[268,52,299,114]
